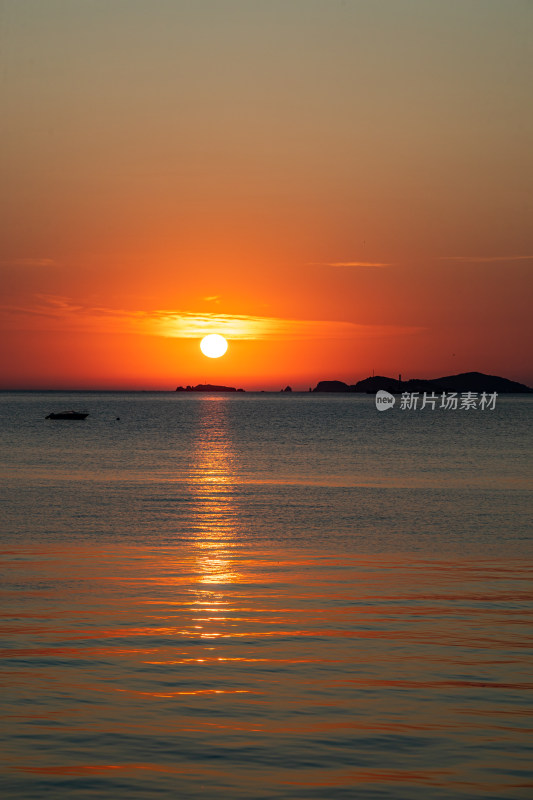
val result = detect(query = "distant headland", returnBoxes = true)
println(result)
[176,384,245,392]
[173,372,532,394]
[311,372,532,394]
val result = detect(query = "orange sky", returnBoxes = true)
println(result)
[1,1,532,389]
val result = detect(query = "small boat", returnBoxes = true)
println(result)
[46,410,89,420]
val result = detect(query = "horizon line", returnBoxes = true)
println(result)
[2,369,532,394]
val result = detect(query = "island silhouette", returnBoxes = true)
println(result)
[174,373,532,394]
[311,371,532,394]
[175,384,245,392]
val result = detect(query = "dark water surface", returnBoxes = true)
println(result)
[1,393,532,798]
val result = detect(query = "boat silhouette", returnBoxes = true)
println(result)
[45,410,88,420]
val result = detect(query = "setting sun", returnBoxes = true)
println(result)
[200,334,228,359]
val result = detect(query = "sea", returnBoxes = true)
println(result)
[0,391,532,799]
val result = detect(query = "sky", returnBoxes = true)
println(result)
[1,0,532,390]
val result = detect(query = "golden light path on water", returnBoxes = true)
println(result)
[2,544,532,796]
[0,396,532,799]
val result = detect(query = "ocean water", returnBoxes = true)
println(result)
[0,391,532,799]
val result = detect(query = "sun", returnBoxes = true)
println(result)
[200,334,228,358]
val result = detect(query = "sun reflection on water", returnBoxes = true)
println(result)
[186,398,243,645]
[2,394,532,798]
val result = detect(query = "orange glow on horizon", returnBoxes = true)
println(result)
[1,3,531,389]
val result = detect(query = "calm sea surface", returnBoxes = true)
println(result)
[0,392,532,799]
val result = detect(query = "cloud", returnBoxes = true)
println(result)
[203,295,220,302]
[439,255,533,263]
[309,261,394,268]
[0,257,57,268]
[0,296,423,341]
[153,311,421,340]
[0,295,148,331]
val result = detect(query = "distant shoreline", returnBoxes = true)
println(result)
[2,371,532,394]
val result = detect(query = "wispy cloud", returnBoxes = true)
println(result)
[309,261,394,268]
[0,295,149,331]
[0,296,423,340]
[439,255,533,263]
[203,295,220,303]
[153,311,421,340]
[0,257,57,268]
